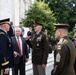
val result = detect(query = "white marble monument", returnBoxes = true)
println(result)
[0,0,33,26]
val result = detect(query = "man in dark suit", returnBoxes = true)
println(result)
[0,18,14,75]
[11,27,29,75]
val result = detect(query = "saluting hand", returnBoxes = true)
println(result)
[4,68,10,74]
[25,58,29,62]
[25,36,30,40]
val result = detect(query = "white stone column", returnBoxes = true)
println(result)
[14,0,19,26]
[25,0,32,11]
[32,0,34,4]
[0,0,19,26]
[19,0,25,21]
[0,0,12,20]
[19,0,33,22]
[0,0,33,26]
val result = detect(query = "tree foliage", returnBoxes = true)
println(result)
[22,2,56,35]
[45,0,76,31]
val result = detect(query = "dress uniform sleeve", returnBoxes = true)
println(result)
[26,39,32,48]
[42,34,49,64]
[53,44,68,75]
[24,39,29,58]
[0,34,9,69]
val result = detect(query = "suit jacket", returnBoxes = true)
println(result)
[11,36,29,64]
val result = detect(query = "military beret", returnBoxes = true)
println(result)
[34,21,43,27]
[0,18,10,25]
[54,23,69,31]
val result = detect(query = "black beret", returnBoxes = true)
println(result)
[34,21,43,26]
[54,23,69,31]
[0,18,10,25]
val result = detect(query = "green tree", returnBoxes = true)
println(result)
[44,0,76,31]
[22,2,56,35]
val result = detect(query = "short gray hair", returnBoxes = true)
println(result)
[15,27,22,32]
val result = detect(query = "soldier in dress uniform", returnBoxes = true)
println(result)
[0,18,14,75]
[26,21,49,75]
[51,23,76,75]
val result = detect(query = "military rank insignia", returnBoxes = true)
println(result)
[37,35,42,41]
[57,45,61,50]
[37,43,39,46]
[56,53,61,62]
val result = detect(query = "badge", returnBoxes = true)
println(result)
[57,45,61,50]
[56,53,61,62]
[37,35,42,41]
[9,44,11,47]
[37,43,39,46]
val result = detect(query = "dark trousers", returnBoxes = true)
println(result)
[13,57,25,75]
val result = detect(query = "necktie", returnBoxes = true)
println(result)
[17,37,22,56]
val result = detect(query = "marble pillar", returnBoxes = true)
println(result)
[14,0,19,26]
[0,0,12,20]
[0,0,33,26]
[0,0,19,26]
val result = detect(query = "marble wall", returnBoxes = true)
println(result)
[0,0,33,26]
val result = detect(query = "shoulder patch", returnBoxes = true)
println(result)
[56,53,61,62]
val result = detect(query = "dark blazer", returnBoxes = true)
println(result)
[11,36,29,64]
